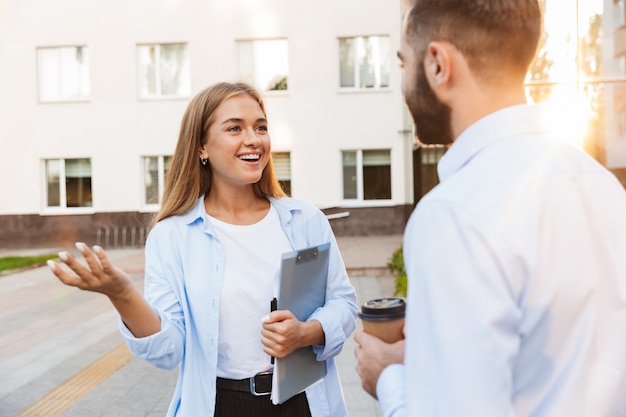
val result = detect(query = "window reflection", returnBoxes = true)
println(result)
[525,0,626,181]
[137,43,190,98]
[143,155,172,206]
[272,152,292,196]
[45,158,92,209]
[342,150,391,200]
[237,39,289,92]
[339,36,391,89]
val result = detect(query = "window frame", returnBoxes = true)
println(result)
[42,158,94,214]
[136,42,191,100]
[236,38,290,94]
[36,45,90,103]
[338,35,392,92]
[272,151,292,196]
[617,0,626,28]
[141,155,171,211]
[341,149,393,205]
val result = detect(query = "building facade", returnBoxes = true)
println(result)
[0,0,416,250]
[1,0,624,251]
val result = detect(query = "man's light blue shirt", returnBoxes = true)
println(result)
[378,104,626,417]
[120,196,358,417]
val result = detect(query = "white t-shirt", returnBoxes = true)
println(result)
[209,205,292,379]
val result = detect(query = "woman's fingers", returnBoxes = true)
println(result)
[48,243,106,290]
[260,312,306,358]
[48,251,95,291]
[75,242,104,278]
[48,242,134,299]
[47,258,85,288]
[93,245,115,275]
[57,246,100,288]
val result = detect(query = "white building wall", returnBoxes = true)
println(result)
[0,0,410,216]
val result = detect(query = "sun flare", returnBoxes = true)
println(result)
[530,0,602,148]
[540,87,595,148]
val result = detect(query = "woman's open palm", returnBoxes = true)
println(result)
[48,242,134,300]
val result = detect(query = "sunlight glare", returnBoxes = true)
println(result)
[541,86,594,148]
[536,0,602,148]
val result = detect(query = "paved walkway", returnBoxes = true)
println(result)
[0,235,403,416]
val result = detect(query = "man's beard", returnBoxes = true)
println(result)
[404,63,454,146]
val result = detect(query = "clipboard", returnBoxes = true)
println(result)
[271,242,330,405]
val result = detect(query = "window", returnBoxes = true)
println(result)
[45,158,92,208]
[143,155,172,206]
[137,43,190,99]
[414,145,447,202]
[342,150,391,200]
[523,0,626,172]
[37,46,90,102]
[237,39,289,91]
[617,0,626,27]
[339,36,391,89]
[272,152,291,196]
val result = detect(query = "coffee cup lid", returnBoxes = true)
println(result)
[358,297,406,321]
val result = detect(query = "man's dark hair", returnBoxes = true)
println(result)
[406,0,542,84]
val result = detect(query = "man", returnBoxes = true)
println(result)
[355,1,626,416]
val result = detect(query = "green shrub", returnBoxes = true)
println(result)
[386,246,407,297]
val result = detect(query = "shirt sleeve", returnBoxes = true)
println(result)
[402,200,520,416]
[120,226,186,370]
[377,364,407,417]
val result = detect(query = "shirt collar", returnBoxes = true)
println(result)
[180,194,299,227]
[268,196,298,226]
[437,103,553,182]
[183,195,208,225]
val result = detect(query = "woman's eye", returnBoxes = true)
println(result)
[227,126,241,132]
[256,125,268,132]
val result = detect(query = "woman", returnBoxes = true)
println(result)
[48,82,358,417]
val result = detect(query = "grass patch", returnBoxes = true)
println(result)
[0,254,59,273]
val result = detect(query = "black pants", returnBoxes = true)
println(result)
[214,389,312,417]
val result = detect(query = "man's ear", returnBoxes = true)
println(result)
[424,41,452,90]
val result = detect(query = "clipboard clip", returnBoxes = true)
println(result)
[296,248,319,264]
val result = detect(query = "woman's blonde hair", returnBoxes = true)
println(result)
[151,82,285,228]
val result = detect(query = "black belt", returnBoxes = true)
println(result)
[217,371,272,396]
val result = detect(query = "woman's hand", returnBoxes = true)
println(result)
[48,242,134,302]
[48,242,161,338]
[260,310,325,359]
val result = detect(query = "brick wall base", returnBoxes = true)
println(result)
[0,212,154,251]
[0,205,414,251]
[323,205,413,236]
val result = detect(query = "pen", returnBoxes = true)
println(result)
[270,297,277,364]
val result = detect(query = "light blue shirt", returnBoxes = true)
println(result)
[378,104,626,417]
[120,196,358,417]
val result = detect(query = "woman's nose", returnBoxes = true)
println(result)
[243,127,261,145]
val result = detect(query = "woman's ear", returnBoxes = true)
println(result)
[198,145,207,160]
